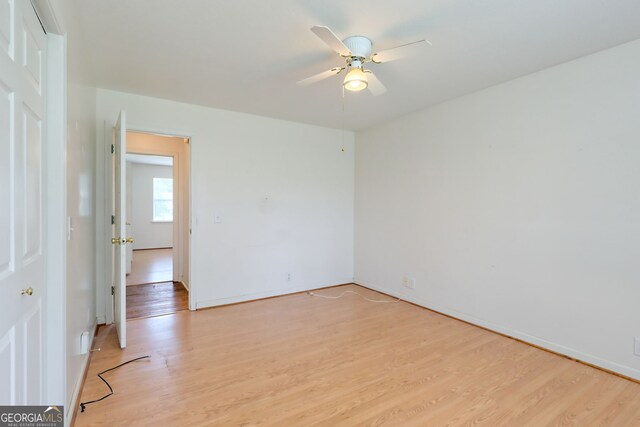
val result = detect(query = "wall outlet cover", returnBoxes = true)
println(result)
[402,277,416,289]
[80,331,90,355]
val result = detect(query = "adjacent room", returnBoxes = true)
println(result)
[1,0,640,425]
[124,152,188,319]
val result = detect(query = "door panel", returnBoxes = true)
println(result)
[22,21,41,93]
[0,0,46,405]
[0,327,16,404]
[22,105,41,263]
[0,0,14,59]
[23,302,41,403]
[0,81,13,279]
[113,111,127,349]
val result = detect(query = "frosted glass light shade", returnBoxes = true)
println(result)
[343,68,368,91]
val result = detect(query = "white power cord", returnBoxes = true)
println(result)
[308,290,400,304]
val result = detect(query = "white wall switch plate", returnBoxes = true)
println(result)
[80,331,90,355]
[635,337,640,356]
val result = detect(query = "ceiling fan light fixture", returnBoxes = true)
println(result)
[343,67,368,92]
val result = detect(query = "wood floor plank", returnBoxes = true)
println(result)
[126,281,188,319]
[75,285,640,426]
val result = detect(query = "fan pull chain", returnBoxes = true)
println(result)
[341,85,346,152]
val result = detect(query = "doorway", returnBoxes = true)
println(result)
[123,132,190,319]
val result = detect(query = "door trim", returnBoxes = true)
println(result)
[32,0,67,411]
[127,125,194,312]
[43,32,66,408]
[100,124,195,322]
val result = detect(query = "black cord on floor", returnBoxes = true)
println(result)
[79,355,151,412]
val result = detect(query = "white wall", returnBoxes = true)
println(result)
[65,80,96,418]
[129,163,173,249]
[96,89,354,316]
[355,39,640,380]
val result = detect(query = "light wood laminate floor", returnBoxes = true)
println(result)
[127,248,173,286]
[75,285,640,426]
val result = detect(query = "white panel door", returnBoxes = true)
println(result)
[113,111,127,348]
[0,0,47,405]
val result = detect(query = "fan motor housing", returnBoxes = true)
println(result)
[343,36,372,61]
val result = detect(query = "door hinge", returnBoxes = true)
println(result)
[111,215,115,225]
[111,144,114,154]
[111,286,115,296]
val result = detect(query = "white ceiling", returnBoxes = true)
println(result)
[126,153,173,166]
[75,0,640,130]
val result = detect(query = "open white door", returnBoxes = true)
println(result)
[0,0,48,404]
[113,111,127,348]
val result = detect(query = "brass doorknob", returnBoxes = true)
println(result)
[21,287,33,296]
[111,237,133,245]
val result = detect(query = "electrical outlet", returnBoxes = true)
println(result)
[80,331,90,355]
[402,277,416,289]
[635,337,640,356]
[287,273,292,282]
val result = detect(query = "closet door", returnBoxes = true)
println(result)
[0,0,48,405]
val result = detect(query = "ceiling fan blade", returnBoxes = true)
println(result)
[310,26,352,57]
[366,71,387,96]
[371,39,431,63]
[296,67,344,87]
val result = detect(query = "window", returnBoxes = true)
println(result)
[153,177,173,222]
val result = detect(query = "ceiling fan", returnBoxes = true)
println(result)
[297,26,430,95]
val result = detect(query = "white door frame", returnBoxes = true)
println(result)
[102,124,195,325]
[101,121,113,324]
[125,134,188,284]
[32,0,67,409]
[43,32,66,407]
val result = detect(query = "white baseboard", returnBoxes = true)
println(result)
[65,321,98,426]
[196,278,353,309]
[355,279,640,382]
